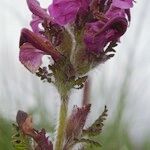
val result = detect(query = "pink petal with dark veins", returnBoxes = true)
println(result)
[19,28,62,61]
[19,43,45,73]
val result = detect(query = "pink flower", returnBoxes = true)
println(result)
[84,17,128,53]
[112,0,134,9]
[26,0,52,34]
[19,28,62,73]
[48,0,89,25]
[83,0,133,53]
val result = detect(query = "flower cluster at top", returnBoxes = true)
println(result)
[19,0,134,77]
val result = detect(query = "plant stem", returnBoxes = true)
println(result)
[54,91,69,150]
[82,79,90,106]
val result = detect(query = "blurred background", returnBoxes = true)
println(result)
[0,0,150,149]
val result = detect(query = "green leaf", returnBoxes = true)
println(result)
[12,124,32,150]
[83,106,108,136]
[75,138,101,147]
[73,76,88,89]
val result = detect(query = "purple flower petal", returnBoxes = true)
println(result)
[112,0,134,9]
[84,17,128,53]
[20,28,62,61]
[30,14,43,34]
[34,129,53,150]
[106,6,126,19]
[65,104,91,147]
[16,110,28,127]
[27,0,51,22]
[84,21,106,53]
[48,0,89,25]
[27,0,52,35]
[19,43,45,73]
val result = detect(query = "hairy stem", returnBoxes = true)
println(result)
[54,91,69,150]
[82,79,90,106]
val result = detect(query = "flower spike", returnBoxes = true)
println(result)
[17,0,135,149]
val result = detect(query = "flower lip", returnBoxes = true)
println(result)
[96,16,128,38]
[30,14,45,34]
[19,28,62,61]
[19,43,45,73]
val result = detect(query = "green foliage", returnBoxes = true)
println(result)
[83,106,108,137]
[39,56,89,91]
[79,106,107,149]
[76,138,101,147]
[73,76,88,89]
[0,117,13,150]
[12,124,32,150]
